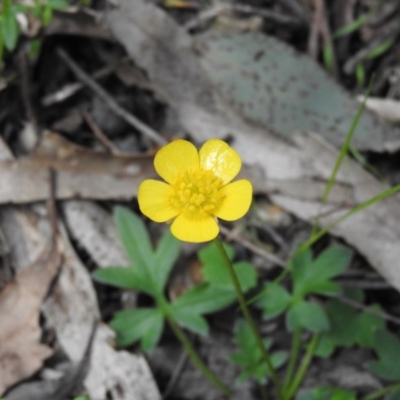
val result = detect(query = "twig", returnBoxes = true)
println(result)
[82,110,122,155]
[19,50,39,137]
[162,349,189,399]
[42,56,131,107]
[220,225,286,268]
[343,30,398,75]
[48,168,59,239]
[308,0,338,77]
[56,48,166,146]
[184,3,303,31]
[337,294,400,326]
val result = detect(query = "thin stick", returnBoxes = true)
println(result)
[220,226,286,268]
[166,316,231,397]
[82,110,122,155]
[57,48,166,146]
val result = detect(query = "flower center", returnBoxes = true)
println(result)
[170,168,225,218]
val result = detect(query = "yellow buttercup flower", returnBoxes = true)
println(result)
[138,139,253,243]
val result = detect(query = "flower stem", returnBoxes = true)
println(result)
[214,237,283,400]
[166,315,232,397]
[283,328,302,393]
[362,382,400,400]
[285,333,319,400]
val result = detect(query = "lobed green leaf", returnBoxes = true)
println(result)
[110,308,164,351]
[286,300,329,333]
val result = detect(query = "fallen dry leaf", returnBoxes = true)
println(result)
[0,239,61,395]
[0,131,155,204]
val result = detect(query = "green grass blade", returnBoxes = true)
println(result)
[301,181,400,252]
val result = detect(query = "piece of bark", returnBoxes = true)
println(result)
[0,131,155,204]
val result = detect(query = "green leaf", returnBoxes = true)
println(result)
[314,300,357,358]
[286,300,329,332]
[255,282,292,319]
[385,388,400,400]
[73,396,90,400]
[199,241,234,267]
[48,0,70,10]
[366,329,400,381]
[314,335,335,358]
[28,39,42,59]
[114,207,158,294]
[114,206,154,267]
[333,14,369,38]
[230,320,287,384]
[296,387,356,400]
[290,247,313,284]
[171,284,236,315]
[170,307,209,335]
[202,259,257,291]
[312,247,353,280]
[154,229,180,292]
[293,246,352,297]
[354,305,385,348]
[365,38,394,60]
[41,5,53,26]
[0,30,4,64]
[1,7,19,51]
[110,308,164,351]
[92,267,156,296]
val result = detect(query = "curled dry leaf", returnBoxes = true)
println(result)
[0,239,62,396]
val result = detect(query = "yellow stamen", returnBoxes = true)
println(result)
[170,168,225,218]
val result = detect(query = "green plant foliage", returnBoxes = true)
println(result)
[93,208,258,349]
[94,206,180,296]
[256,246,352,333]
[230,320,287,384]
[333,14,369,38]
[73,396,91,400]
[170,241,258,334]
[110,308,164,351]
[200,241,257,291]
[385,388,400,400]
[0,0,71,69]
[92,207,181,350]
[296,387,356,400]
[366,330,400,381]
[1,6,19,51]
[315,294,385,358]
[256,282,292,320]
[291,246,353,298]
[286,300,329,332]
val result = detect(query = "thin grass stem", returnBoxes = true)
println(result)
[286,334,319,400]
[214,237,283,400]
[283,328,302,394]
[362,382,400,400]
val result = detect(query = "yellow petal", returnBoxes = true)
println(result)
[171,214,219,243]
[154,140,199,184]
[214,180,253,221]
[199,139,242,185]
[138,180,179,222]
